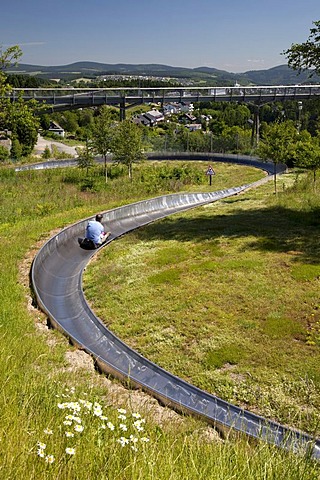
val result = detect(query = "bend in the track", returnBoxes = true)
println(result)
[30,156,320,460]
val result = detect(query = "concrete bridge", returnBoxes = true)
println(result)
[8,84,320,119]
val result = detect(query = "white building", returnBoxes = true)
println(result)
[48,121,65,138]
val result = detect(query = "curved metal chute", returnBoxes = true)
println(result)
[30,155,320,460]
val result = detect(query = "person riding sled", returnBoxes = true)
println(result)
[79,214,111,249]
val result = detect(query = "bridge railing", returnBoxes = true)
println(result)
[6,84,320,104]
[6,85,320,113]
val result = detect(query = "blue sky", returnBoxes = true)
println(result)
[1,0,319,72]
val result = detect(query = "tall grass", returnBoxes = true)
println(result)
[0,162,319,478]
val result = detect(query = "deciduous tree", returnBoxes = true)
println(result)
[111,120,145,180]
[0,45,22,71]
[283,20,320,76]
[76,141,95,174]
[0,46,22,130]
[0,45,40,157]
[257,121,298,193]
[8,97,39,156]
[293,135,320,183]
[90,106,114,182]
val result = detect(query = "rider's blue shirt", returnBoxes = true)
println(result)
[86,221,104,245]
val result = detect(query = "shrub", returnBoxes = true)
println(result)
[0,145,9,162]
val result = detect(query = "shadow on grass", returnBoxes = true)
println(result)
[135,204,320,265]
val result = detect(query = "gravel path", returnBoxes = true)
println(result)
[34,134,80,157]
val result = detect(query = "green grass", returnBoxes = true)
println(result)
[0,160,319,478]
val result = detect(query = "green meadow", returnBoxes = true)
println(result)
[85,169,320,438]
[1,161,320,479]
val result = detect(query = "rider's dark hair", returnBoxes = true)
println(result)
[95,214,103,222]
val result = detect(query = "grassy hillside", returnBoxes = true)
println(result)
[0,161,319,479]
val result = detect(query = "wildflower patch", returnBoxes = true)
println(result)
[36,387,150,466]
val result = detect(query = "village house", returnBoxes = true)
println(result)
[163,103,179,116]
[144,109,164,124]
[185,123,202,132]
[181,113,197,123]
[48,121,65,138]
[179,101,194,113]
[135,109,164,127]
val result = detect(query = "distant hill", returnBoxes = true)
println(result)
[194,65,320,85]
[6,61,236,82]
[240,65,320,85]
[6,61,320,85]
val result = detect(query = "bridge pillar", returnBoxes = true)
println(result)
[120,97,126,121]
[251,104,260,147]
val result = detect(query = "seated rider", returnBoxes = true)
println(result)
[85,214,111,248]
